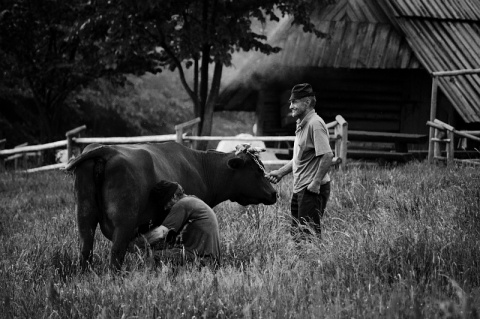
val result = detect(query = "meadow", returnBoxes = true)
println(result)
[1,161,479,318]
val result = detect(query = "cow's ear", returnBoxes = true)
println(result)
[227,157,245,169]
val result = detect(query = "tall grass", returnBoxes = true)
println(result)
[1,162,479,318]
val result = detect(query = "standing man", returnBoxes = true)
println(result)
[266,83,333,238]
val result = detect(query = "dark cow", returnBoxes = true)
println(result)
[65,141,277,270]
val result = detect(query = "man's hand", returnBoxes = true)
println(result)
[265,170,283,184]
[307,181,321,194]
[144,225,170,244]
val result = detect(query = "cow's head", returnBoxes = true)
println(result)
[225,144,277,206]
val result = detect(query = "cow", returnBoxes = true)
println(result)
[65,141,277,270]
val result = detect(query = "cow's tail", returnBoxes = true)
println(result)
[67,145,121,215]
[92,157,106,220]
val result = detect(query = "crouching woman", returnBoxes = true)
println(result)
[130,180,221,267]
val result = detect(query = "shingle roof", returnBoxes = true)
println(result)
[220,0,480,123]
[243,0,420,70]
[384,0,480,122]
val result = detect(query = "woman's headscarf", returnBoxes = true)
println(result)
[152,180,180,208]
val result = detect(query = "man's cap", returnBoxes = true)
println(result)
[289,83,315,102]
[152,180,180,208]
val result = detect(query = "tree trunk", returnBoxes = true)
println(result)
[199,44,210,135]
[197,61,223,150]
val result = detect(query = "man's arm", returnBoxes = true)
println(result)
[144,225,170,243]
[307,152,333,193]
[265,160,293,184]
[127,225,170,252]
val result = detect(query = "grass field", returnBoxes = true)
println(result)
[1,161,479,318]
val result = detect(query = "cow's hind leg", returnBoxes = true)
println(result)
[110,225,135,271]
[77,205,98,270]
[74,161,99,270]
[103,160,142,271]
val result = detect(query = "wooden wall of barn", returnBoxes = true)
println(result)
[254,68,460,151]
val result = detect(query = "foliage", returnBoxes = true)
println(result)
[0,72,193,149]
[1,162,480,318]
[86,0,332,144]
[0,0,153,142]
[0,0,331,145]
[73,73,194,137]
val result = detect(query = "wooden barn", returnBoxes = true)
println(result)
[217,0,480,158]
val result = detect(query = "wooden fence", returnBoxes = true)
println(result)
[428,68,480,164]
[0,115,348,173]
[427,119,480,165]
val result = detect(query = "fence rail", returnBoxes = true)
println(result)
[0,115,348,173]
[175,115,348,169]
[427,119,480,165]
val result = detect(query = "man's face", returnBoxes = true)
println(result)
[289,97,310,119]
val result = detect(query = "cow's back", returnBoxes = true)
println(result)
[138,142,208,199]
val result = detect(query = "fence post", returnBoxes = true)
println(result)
[175,118,201,147]
[433,128,442,160]
[0,139,5,172]
[176,127,184,145]
[66,125,87,161]
[14,143,28,170]
[446,129,455,164]
[334,115,348,170]
[428,77,439,163]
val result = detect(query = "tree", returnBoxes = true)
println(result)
[0,0,329,144]
[98,0,330,146]
[0,0,154,142]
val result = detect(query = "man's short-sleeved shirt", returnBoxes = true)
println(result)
[293,109,332,193]
[162,196,220,259]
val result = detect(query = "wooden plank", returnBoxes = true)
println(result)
[66,125,87,137]
[322,0,347,21]
[428,77,439,164]
[433,119,480,142]
[368,26,389,68]
[336,22,359,68]
[0,140,67,156]
[383,28,401,68]
[349,130,428,143]
[25,163,65,173]
[313,21,330,67]
[346,0,361,22]
[324,21,347,67]
[347,150,413,161]
[436,23,479,105]
[348,121,401,132]
[174,117,201,130]
[460,130,480,136]
[349,22,368,68]
[454,158,480,166]
[444,24,480,67]
[321,110,400,121]
[74,135,177,145]
[358,23,377,67]
[406,20,480,123]
[185,135,341,143]
[404,22,446,71]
